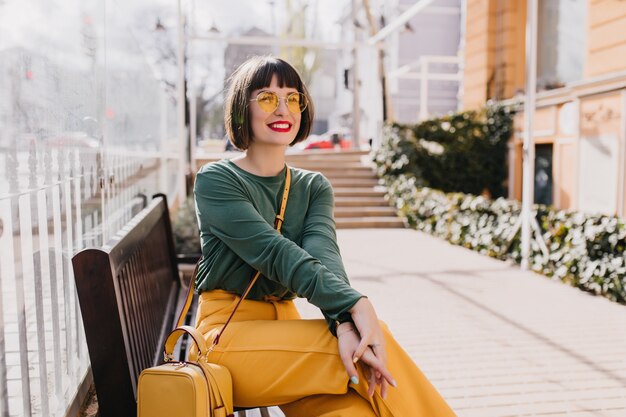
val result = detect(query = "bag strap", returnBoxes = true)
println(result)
[174,165,292,346]
[164,325,209,361]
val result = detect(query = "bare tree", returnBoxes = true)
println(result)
[280,0,320,86]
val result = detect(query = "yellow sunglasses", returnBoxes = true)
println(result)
[249,91,308,114]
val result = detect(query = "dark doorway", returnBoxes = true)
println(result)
[534,144,554,205]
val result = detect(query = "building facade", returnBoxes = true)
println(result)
[463,0,626,218]
[332,0,463,147]
[387,0,463,123]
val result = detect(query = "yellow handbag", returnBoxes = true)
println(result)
[136,166,292,417]
[137,326,234,417]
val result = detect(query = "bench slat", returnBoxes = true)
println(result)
[73,196,180,417]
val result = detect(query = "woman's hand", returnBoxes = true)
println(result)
[337,322,362,385]
[349,298,396,397]
[336,300,397,398]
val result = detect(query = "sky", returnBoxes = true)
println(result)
[184,0,352,98]
[0,0,353,99]
[191,0,349,40]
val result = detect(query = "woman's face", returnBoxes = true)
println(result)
[248,74,302,148]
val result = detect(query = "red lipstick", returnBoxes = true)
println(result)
[267,121,292,133]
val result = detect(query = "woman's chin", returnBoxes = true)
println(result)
[253,135,297,148]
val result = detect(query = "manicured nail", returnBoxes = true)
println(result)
[350,376,359,385]
[352,356,359,364]
[391,379,398,388]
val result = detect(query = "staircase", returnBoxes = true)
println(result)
[195,149,404,229]
[288,149,403,229]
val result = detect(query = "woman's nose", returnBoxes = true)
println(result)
[274,97,290,115]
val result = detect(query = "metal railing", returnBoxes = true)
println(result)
[0,145,180,417]
[388,55,462,121]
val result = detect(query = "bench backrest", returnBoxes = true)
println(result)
[72,194,180,417]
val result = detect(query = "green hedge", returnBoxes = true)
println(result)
[373,103,513,198]
[384,174,626,303]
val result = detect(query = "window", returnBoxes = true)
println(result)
[537,0,587,89]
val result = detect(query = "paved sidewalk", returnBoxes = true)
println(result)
[295,229,626,417]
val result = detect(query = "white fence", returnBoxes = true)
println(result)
[0,0,185,415]
[0,145,180,417]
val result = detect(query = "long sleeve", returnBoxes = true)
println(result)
[194,165,363,323]
[301,175,363,333]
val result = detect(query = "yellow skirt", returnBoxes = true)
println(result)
[193,290,457,417]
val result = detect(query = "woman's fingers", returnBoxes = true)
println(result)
[373,344,388,374]
[380,378,389,399]
[348,298,397,397]
[366,343,392,383]
[340,350,359,383]
[349,298,387,361]
[336,326,362,385]
[359,348,397,391]
[342,336,396,397]
[367,367,377,397]
[352,338,370,364]
[361,356,391,398]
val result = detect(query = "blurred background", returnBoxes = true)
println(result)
[2,0,626,416]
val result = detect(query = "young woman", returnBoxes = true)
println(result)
[193,55,456,417]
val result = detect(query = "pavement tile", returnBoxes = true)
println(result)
[310,229,626,417]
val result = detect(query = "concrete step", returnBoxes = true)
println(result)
[333,188,387,198]
[327,174,380,182]
[309,168,376,177]
[328,178,380,187]
[286,149,370,158]
[195,150,372,166]
[195,159,376,178]
[288,157,372,165]
[193,154,378,177]
[286,155,366,163]
[335,197,390,207]
[194,150,403,229]
[335,217,405,229]
[289,162,373,171]
[334,207,397,218]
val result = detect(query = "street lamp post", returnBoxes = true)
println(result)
[521,0,539,270]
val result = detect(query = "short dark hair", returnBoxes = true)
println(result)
[224,56,314,151]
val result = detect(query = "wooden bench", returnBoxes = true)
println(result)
[72,194,269,417]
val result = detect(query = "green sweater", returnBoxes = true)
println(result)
[194,159,363,333]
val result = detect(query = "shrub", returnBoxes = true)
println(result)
[373,103,513,198]
[384,174,626,304]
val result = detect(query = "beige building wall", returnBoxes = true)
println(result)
[550,103,579,211]
[510,87,626,216]
[463,0,626,217]
[492,0,526,100]
[511,104,578,207]
[586,0,626,77]
[578,93,624,215]
[463,0,626,216]
[463,0,626,105]
[463,0,496,109]
[623,92,626,217]
[463,0,526,109]
[555,139,577,210]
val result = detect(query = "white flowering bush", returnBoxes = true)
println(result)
[384,174,626,303]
